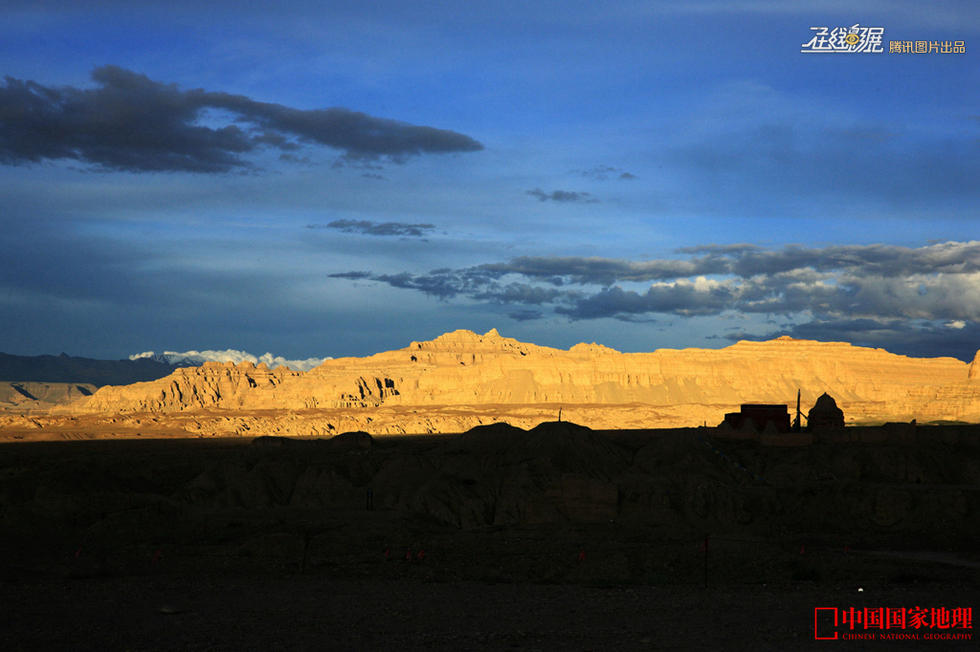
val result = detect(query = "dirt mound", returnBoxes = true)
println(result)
[451,421,527,453]
[517,421,631,479]
[374,421,630,528]
[329,430,373,450]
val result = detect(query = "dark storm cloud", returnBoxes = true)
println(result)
[472,283,563,305]
[482,242,980,286]
[371,268,496,299]
[722,242,980,277]
[526,188,598,203]
[331,241,980,359]
[332,266,564,304]
[370,268,560,303]
[0,66,483,172]
[555,282,734,319]
[309,219,436,237]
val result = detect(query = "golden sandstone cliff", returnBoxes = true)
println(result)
[11,329,970,439]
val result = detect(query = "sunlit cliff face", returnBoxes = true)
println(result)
[0,330,967,441]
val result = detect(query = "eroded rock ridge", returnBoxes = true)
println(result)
[46,330,980,434]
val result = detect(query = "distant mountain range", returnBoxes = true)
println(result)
[0,352,179,387]
[0,349,330,387]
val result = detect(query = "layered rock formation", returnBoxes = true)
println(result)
[42,329,979,436]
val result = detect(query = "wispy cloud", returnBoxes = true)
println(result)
[573,165,638,181]
[0,66,483,173]
[526,188,598,203]
[308,219,436,237]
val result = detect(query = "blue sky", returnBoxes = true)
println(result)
[1,0,978,362]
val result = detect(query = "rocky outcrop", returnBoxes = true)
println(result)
[37,330,980,431]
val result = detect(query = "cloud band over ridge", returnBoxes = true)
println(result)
[329,241,980,360]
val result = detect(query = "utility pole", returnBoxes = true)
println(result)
[793,389,802,432]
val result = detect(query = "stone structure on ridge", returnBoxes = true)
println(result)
[807,392,845,431]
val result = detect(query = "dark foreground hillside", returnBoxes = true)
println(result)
[2,422,977,650]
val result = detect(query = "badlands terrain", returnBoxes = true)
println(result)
[2,332,978,649]
[2,329,980,440]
